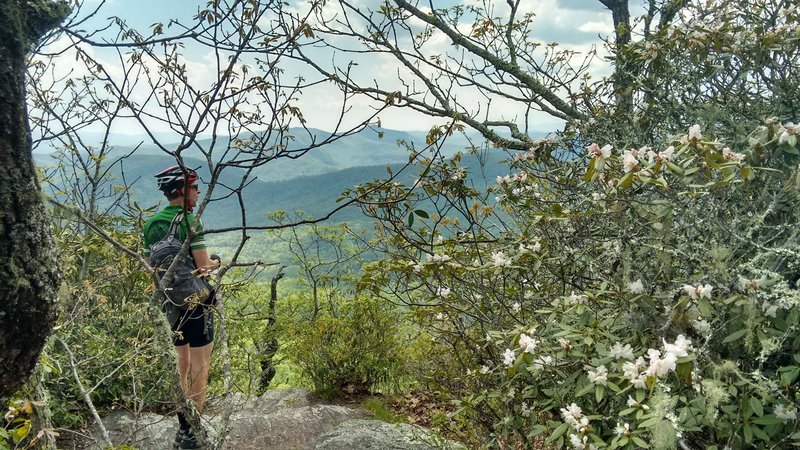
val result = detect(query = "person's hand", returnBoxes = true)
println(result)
[210,254,222,269]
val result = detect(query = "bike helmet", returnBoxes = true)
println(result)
[155,165,199,195]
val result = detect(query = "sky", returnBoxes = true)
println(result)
[44,0,628,137]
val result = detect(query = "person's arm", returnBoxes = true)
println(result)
[192,247,220,273]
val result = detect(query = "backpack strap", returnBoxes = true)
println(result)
[167,212,184,239]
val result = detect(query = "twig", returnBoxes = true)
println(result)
[55,337,113,448]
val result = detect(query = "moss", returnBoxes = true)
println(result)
[0,0,70,54]
[24,0,71,44]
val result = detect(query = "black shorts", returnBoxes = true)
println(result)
[167,307,214,348]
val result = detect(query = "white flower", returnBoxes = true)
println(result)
[664,335,691,358]
[682,283,712,300]
[491,251,512,268]
[480,365,490,374]
[692,318,711,335]
[436,312,444,320]
[615,422,631,437]
[587,143,612,158]
[559,338,572,350]
[587,365,608,385]
[496,175,512,185]
[646,348,677,377]
[427,253,451,263]
[520,402,531,417]
[762,300,779,318]
[696,284,713,299]
[774,404,798,422]
[511,302,521,312]
[610,342,635,360]
[661,145,675,160]
[688,124,703,140]
[436,287,451,298]
[779,123,797,147]
[627,396,650,410]
[560,403,584,428]
[503,348,516,367]
[450,167,466,181]
[412,261,424,273]
[591,192,605,201]
[518,333,538,354]
[738,275,761,290]
[627,279,645,294]
[532,355,553,369]
[722,147,745,162]
[567,291,587,305]
[519,240,541,253]
[623,149,640,173]
[623,357,648,388]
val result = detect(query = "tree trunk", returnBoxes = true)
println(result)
[599,0,633,112]
[258,267,284,393]
[0,0,70,404]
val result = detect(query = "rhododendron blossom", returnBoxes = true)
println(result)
[503,348,516,367]
[688,124,703,140]
[610,342,635,360]
[623,149,640,173]
[722,147,745,162]
[491,251,512,268]
[587,365,608,385]
[779,123,797,147]
[682,283,713,300]
[627,279,645,294]
[775,404,798,422]
[518,333,538,354]
[586,142,612,158]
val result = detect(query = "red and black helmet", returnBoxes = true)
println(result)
[155,165,199,194]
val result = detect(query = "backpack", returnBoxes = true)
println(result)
[148,213,212,310]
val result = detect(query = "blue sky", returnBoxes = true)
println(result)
[52,0,623,136]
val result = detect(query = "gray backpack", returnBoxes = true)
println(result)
[149,213,211,310]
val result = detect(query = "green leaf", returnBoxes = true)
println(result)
[631,436,650,448]
[752,415,786,425]
[584,157,597,181]
[595,384,606,402]
[665,161,684,175]
[722,329,748,343]
[407,212,414,227]
[698,298,712,316]
[545,423,569,444]
[528,425,548,437]
[414,209,429,219]
[619,172,635,189]
[744,424,753,443]
[576,383,594,397]
[750,397,764,417]
[780,367,799,386]
[752,425,770,441]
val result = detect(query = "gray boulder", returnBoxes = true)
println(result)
[88,389,461,450]
[315,419,465,450]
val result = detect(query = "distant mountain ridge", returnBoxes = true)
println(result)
[34,126,537,234]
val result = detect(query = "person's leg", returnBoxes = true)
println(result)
[188,343,213,411]
[174,344,191,396]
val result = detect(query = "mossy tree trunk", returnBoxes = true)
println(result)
[0,0,70,404]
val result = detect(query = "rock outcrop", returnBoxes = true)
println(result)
[89,389,463,449]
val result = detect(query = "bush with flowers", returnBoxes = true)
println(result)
[343,1,800,447]
[350,117,800,448]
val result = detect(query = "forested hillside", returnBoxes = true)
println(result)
[2,1,799,450]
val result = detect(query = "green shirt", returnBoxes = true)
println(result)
[142,206,207,258]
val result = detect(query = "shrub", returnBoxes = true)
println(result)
[284,294,412,399]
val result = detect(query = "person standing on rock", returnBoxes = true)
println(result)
[143,165,220,449]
